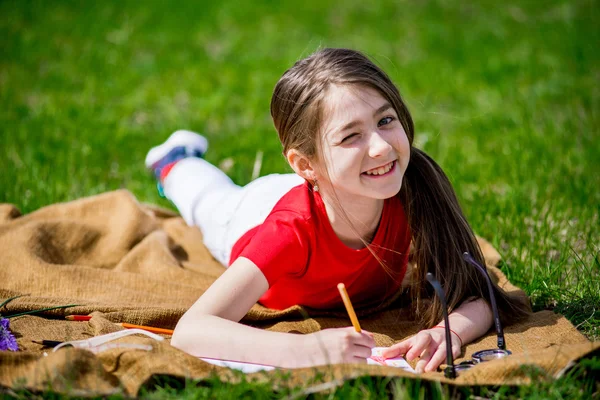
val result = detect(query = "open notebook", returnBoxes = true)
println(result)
[200,347,415,374]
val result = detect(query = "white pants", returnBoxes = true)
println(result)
[163,158,304,266]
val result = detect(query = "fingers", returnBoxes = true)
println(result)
[415,347,431,373]
[413,336,435,372]
[340,328,376,362]
[357,330,376,348]
[381,332,443,373]
[424,346,447,372]
[405,333,432,361]
[381,331,433,361]
[377,330,457,373]
[352,355,369,363]
[382,338,412,358]
[353,344,374,360]
[355,332,376,360]
[342,328,376,348]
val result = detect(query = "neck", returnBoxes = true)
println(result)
[320,192,384,250]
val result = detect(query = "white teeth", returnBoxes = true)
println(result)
[366,161,393,175]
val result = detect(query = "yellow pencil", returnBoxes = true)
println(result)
[337,283,361,332]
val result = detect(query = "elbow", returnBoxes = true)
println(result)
[170,313,214,355]
[170,327,185,351]
[170,317,193,352]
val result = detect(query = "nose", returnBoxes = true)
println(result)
[367,131,393,159]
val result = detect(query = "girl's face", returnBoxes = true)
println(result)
[315,84,410,203]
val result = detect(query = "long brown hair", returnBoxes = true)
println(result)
[270,48,531,327]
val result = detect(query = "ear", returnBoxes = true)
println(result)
[286,149,318,182]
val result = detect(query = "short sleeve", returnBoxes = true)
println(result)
[237,211,311,286]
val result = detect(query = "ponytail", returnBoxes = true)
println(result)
[399,148,531,328]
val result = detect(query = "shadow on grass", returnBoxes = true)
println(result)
[532,293,600,341]
[498,257,600,340]
[553,298,600,332]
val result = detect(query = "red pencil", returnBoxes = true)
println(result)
[65,315,92,321]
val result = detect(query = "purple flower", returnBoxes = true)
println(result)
[0,317,18,351]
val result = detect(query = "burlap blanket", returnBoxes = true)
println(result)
[0,190,598,396]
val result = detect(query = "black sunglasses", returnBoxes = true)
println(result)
[425,252,511,378]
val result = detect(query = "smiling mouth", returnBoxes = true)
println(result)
[363,160,396,176]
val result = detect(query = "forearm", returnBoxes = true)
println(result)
[170,258,377,369]
[172,314,304,368]
[439,297,493,345]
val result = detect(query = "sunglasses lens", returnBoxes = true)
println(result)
[454,360,475,375]
[472,349,512,363]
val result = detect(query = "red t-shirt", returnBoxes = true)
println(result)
[230,182,411,310]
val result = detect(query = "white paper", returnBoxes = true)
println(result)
[200,357,276,373]
[367,347,415,373]
[200,347,415,373]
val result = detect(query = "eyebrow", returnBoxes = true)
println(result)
[336,103,394,134]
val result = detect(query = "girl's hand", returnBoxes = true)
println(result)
[296,327,376,367]
[381,328,461,373]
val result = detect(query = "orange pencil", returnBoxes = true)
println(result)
[117,322,174,335]
[65,315,92,321]
[337,283,361,333]
[66,315,173,335]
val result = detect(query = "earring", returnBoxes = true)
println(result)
[313,179,319,192]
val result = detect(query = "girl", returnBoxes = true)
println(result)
[145,48,530,373]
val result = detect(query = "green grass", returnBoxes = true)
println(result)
[4,358,600,399]
[0,0,598,397]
